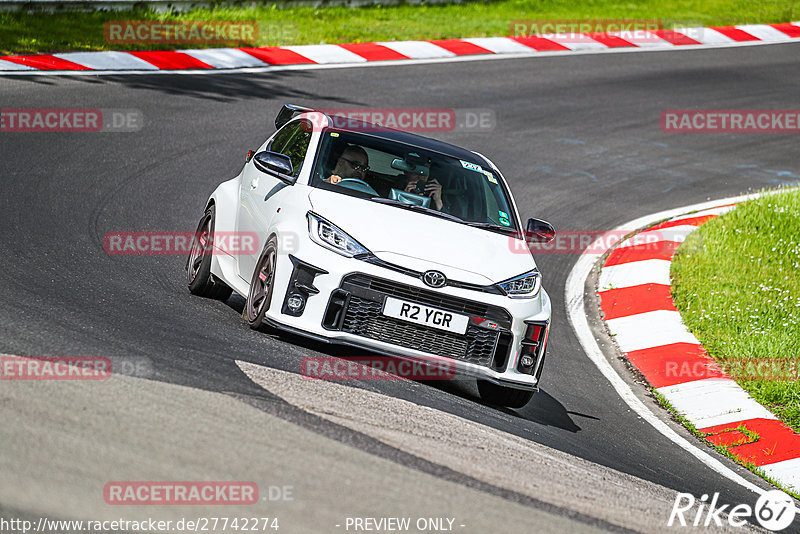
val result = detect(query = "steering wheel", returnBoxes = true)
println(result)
[338,178,379,196]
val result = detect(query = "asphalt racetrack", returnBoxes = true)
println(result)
[1,42,799,533]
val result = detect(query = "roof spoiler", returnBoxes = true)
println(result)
[275,104,315,130]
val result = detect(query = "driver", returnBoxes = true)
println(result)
[398,166,443,211]
[325,145,369,184]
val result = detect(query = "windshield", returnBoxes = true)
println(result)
[310,130,519,231]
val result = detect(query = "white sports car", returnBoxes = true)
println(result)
[187,104,554,408]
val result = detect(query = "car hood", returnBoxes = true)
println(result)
[308,189,537,285]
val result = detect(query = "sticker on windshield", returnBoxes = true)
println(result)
[460,160,484,173]
[499,210,509,219]
[498,217,511,226]
[330,132,340,137]
[484,170,498,184]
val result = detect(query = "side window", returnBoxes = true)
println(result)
[269,120,312,178]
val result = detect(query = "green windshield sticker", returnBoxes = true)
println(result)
[483,170,498,184]
[330,132,339,137]
[498,217,511,226]
[460,160,483,173]
[499,210,509,219]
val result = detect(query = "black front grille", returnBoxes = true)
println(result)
[341,273,511,326]
[341,295,499,367]
[328,274,513,369]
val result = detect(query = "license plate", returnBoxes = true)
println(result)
[382,297,469,335]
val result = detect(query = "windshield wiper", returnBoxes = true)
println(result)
[370,198,519,234]
[464,221,519,235]
[369,198,465,223]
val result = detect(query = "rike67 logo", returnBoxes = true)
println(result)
[668,490,796,531]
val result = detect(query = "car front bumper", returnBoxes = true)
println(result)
[262,232,552,391]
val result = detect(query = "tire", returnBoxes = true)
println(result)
[477,380,535,409]
[244,236,278,330]
[186,205,233,301]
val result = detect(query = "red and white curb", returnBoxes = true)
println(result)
[597,203,800,493]
[1,22,799,74]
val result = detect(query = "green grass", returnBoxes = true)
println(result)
[1,0,799,55]
[672,189,800,432]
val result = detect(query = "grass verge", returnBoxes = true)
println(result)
[671,189,800,432]
[1,0,799,55]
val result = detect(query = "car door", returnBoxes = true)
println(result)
[236,119,313,281]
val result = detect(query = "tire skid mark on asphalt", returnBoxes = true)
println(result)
[234,359,758,533]
[3,366,567,532]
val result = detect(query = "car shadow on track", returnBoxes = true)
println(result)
[224,294,585,434]
[427,379,586,433]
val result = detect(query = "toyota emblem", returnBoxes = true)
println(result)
[422,270,447,288]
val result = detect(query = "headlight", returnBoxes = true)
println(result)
[307,212,370,258]
[498,269,542,298]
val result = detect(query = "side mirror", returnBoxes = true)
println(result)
[253,151,295,184]
[525,218,556,243]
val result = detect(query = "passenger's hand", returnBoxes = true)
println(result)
[425,179,443,210]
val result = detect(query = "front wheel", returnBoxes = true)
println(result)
[186,205,233,301]
[244,236,278,330]
[477,380,535,409]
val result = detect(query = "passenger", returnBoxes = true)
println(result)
[397,166,443,211]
